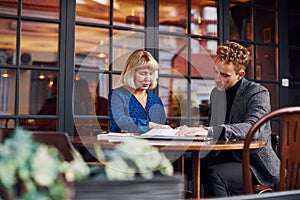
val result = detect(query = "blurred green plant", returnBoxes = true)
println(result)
[0,127,89,200]
[93,138,174,181]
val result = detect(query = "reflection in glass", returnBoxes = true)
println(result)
[159,35,188,75]
[191,39,217,77]
[20,21,59,67]
[289,86,300,106]
[289,49,300,82]
[191,0,217,37]
[75,26,109,70]
[255,0,277,8]
[288,15,300,46]
[0,0,18,15]
[113,0,144,28]
[0,118,15,130]
[261,83,278,110]
[159,77,188,120]
[0,68,16,115]
[19,69,58,115]
[256,45,278,81]
[244,44,254,80]
[256,9,277,44]
[112,30,144,71]
[0,19,17,64]
[159,0,187,33]
[22,0,60,20]
[76,0,110,24]
[229,4,252,41]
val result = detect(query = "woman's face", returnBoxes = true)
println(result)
[134,67,154,91]
[214,60,245,91]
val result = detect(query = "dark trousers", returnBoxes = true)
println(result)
[201,151,257,197]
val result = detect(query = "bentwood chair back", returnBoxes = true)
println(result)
[243,106,300,194]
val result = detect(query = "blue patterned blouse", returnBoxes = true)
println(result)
[108,86,167,133]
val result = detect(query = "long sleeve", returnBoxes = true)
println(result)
[109,87,167,133]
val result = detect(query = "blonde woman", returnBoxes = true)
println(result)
[109,49,171,133]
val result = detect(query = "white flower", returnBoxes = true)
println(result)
[31,146,62,187]
[105,157,135,180]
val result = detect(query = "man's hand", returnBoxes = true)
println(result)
[176,125,208,137]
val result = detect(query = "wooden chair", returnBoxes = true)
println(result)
[243,106,300,195]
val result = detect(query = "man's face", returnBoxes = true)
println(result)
[213,59,245,91]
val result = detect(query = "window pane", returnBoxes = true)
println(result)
[32,119,57,131]
[0,0,18,15]
[256,9,277,44]
[75,26,109,70]
[0,19,17,64]
[159,0,187,34]
[19,69,58,115]
[289,49,300,82]
[22,0,60,20]
[229,4,253,41]
[191,0,218,37]
[288,15,300,46]
[159,35,188,75]
[262,83,278,110]
[255,0,277,8]
[76,0,110,24]
[159,77,188,118]
[0,68,16,115]
[113,0,144,28]
[244,44,255,80]
[191,79,214,126]
[20,21,59,67]
[0,118,15,129]
[289,85,300,106]
[256,45,278,81]
[191,39,217,77]
[288,0,300,13]
[112,30,144,71]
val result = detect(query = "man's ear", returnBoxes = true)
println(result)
[238,70,245,80]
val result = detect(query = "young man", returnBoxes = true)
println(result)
[177,41,280,197]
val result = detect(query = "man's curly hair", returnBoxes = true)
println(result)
[216,41,252,72]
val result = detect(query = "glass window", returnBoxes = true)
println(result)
[191,0,218,37]
[76,0,110,24]
[288,14,300,46]
[112,30,145,71]
[0,0,18,15]
[20,21,59,67]
[113,0,144,29]
[19,69,58,115]
[256,9,277,44]
[256,45,278,81]
[191,39,217,77]
[159,0,187,34]
[75,26,109,71]
[289,49,300,82]
[262,83,278,110]
[255,0,277,8]
[229,3,253,41]
[159,35,188,75]
[0,68,16,115]
[22,0,60,20]
[0,19,17,64]
[159,77,188,118]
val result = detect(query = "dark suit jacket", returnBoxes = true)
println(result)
[209,78,280,186]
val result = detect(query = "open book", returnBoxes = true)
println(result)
[136,129,213,141]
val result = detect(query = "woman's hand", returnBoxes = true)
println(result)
[176,125,208,137]
[149,122,172,129]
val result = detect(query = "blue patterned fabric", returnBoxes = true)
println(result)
[108,86,167,133]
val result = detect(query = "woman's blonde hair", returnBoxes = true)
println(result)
[121,49,159,89]
[216,41,252,73]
